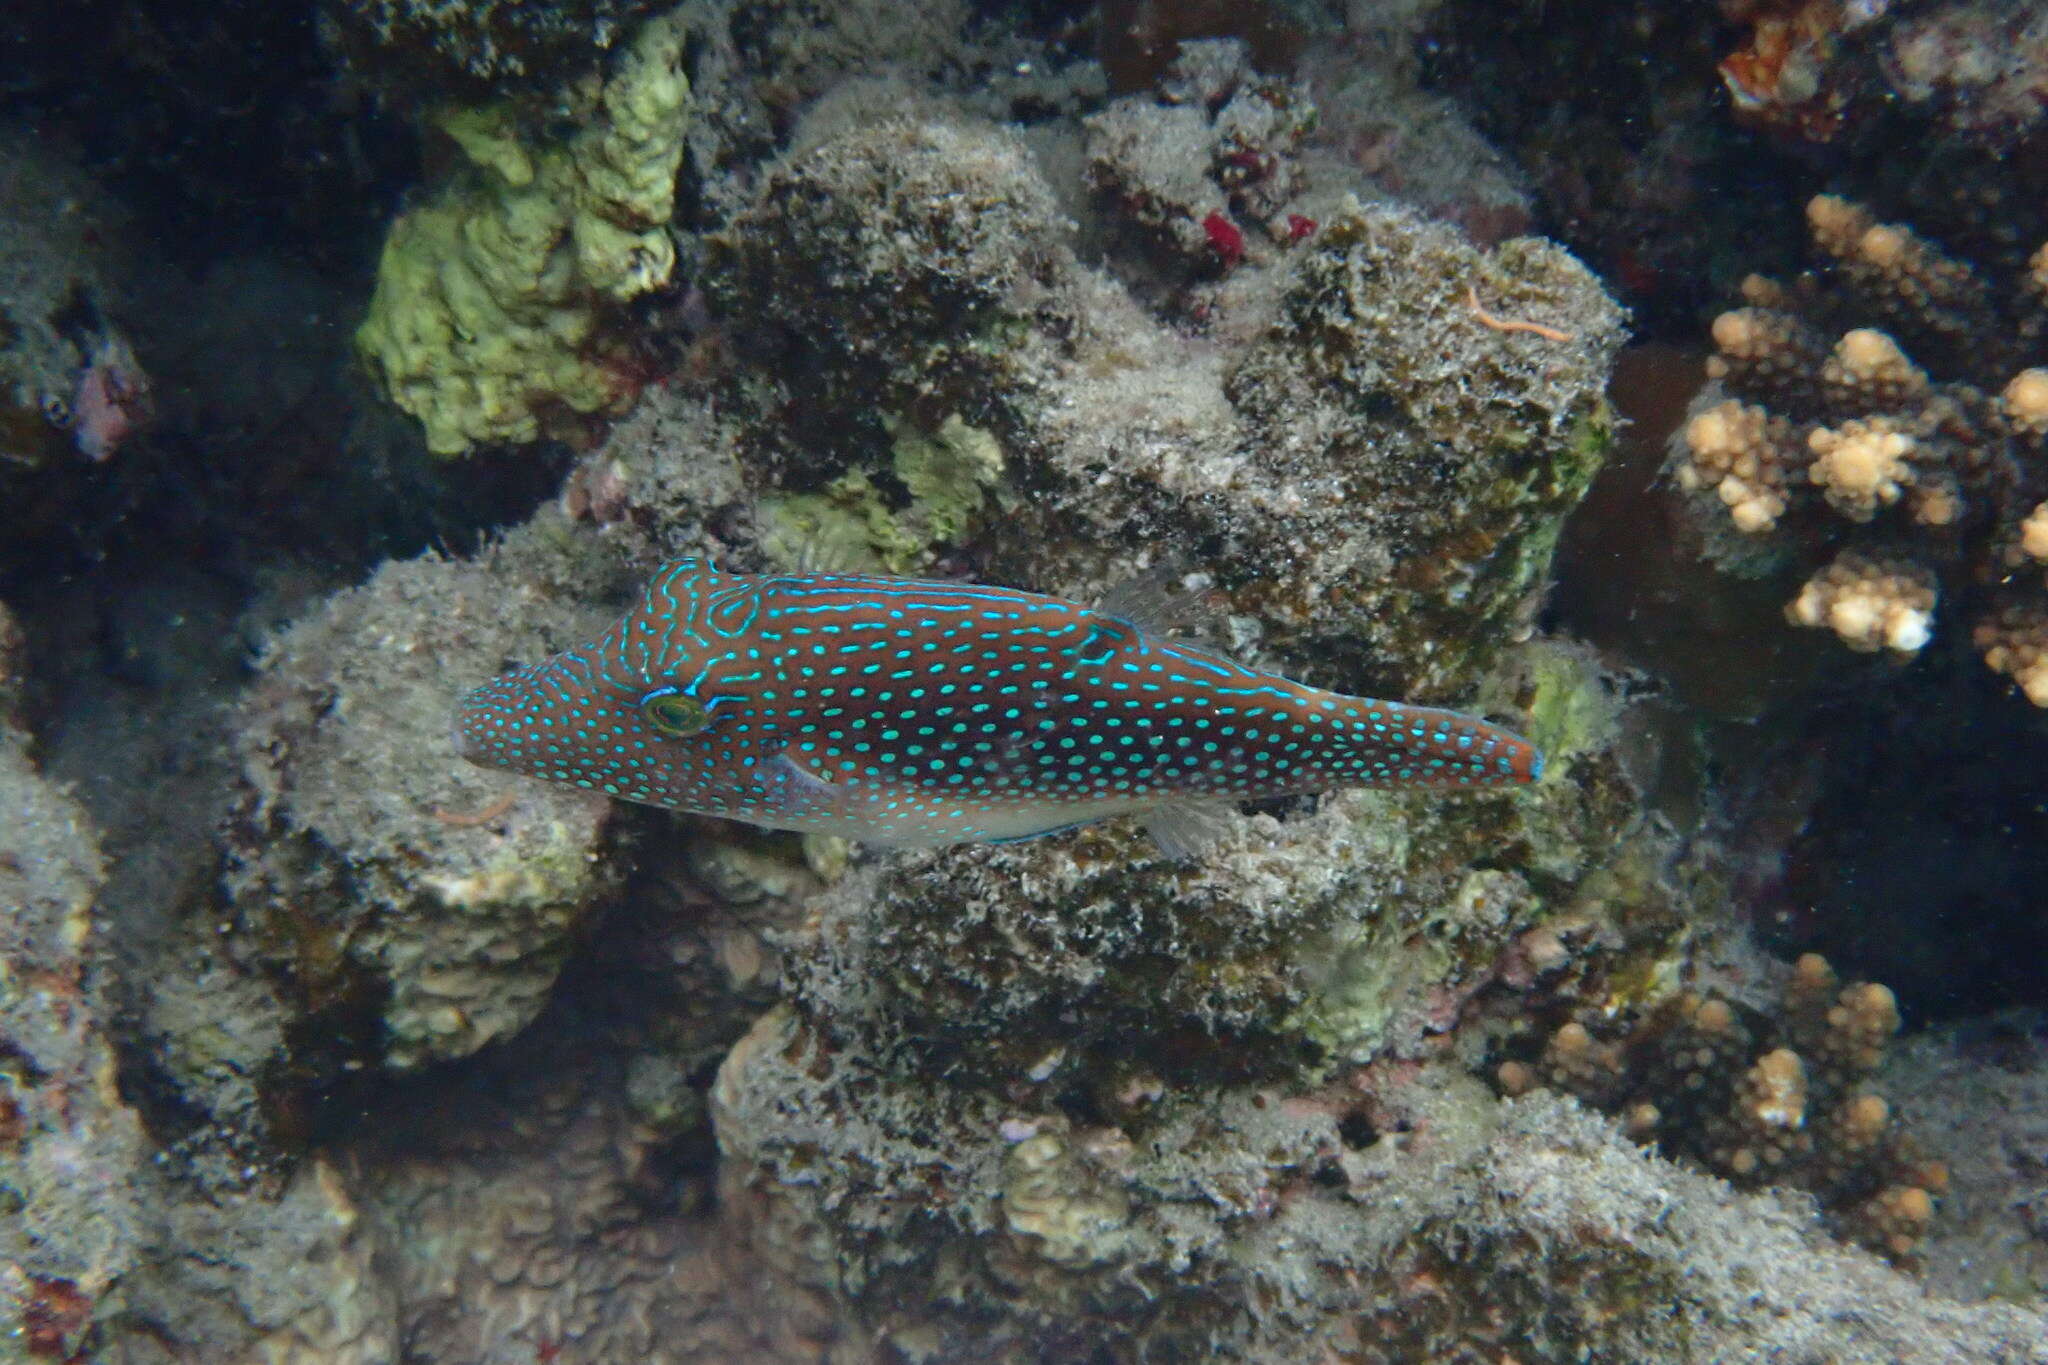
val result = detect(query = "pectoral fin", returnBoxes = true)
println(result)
[1140,798,1239,862]
[759,750,851,819]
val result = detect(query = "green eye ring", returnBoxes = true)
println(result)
[640,689,711,738]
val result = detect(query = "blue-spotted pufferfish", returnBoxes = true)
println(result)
[454,559,1542,856]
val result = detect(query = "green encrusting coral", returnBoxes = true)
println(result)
[355,7,689,455]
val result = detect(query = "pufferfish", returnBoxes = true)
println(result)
[454,559,1542,856]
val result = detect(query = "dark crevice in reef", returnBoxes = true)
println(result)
[0,0,416,273]
[1771,649,2048,1023]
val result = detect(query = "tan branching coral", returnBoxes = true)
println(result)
[2005,368,2048,441]
[1822,327,1930,410]
[1806,417,1919,521]
[1974,605,2048,706]
[1676,399,1798,532]
[1786,552,1937,654]
[1679,193,2048,700]
[1804,194,1994,352]
[1497,953,1945,1261]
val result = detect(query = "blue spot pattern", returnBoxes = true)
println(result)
[455,560,1543,847]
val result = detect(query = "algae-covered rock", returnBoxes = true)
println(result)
[715,1023,2048,1362]
[0,724,147,1359]
[757,412,1008,572]
[225,537,622,1071]
[706,91,1075,464]
[0,127,146,478]
[1009,198,1624,701]
[355,6,690,455]
[111,1158,399,1365]
[334,0,667,87]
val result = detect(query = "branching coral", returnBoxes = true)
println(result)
[1786,552,1937,654]
[1677,193,2048,698]
[1497,953,1947,1260]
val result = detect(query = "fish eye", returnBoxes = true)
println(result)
[640,689,711,738]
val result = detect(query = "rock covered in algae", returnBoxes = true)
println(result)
[354,6,690,455]
[701,626,1707,1358]
[96,773,847,1364]
[704,85,1076,466]
[332,0,669,87]
[714,1018,2048,1362]
[0,126,146,476]
[1065,199,1621,696]
[0,721,148,1361]
[224,532,624,1072]
[108,1157,399,1365]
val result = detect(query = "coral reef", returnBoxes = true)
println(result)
[4,0,2046,1358]
[354,6,690,455]
[1676,193,2048,700]
[695,56,1621,700]
[699,631,1708,1356]
[717,1024,2048,1361]
[102,797,839,1364]
[1719,0,2048,149]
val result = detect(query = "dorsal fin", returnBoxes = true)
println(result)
[1096,560,1218,638]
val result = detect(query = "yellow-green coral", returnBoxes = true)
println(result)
[355,8,689,455]
[758,413,1008,572]
[888,413,1005,545]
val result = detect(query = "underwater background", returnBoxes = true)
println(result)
[2,0,2047,1359]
